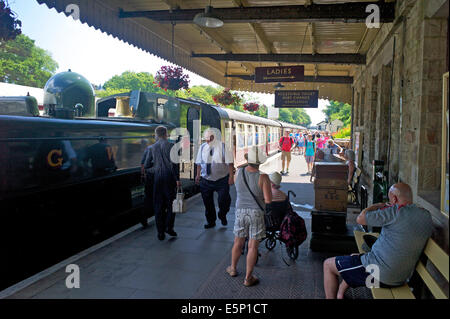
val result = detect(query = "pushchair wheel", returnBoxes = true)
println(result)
[265,236,276,251]
[286,246,299,260]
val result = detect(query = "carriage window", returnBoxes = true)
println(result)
[247,125,254,147]
[255,126,259,145]
[224,121,232,151]
[237,124,245,149]
[260,126,265,145]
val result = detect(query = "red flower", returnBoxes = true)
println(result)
[243,102,259,112]
[213,88,242,106]
[155,65,190,91]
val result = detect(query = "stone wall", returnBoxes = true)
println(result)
[351,0,449,252]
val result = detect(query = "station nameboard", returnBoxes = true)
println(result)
[255,65,304,83]
[274,90,319,108]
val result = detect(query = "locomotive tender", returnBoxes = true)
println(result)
[0,70,305,289]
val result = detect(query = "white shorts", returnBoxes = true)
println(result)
[233,208,266,240]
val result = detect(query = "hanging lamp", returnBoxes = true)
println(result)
[193,0,223,28]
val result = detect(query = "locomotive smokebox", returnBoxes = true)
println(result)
[43,70,95,119]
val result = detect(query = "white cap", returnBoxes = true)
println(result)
[269,172,282,186]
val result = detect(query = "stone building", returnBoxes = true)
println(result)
[327,119,344,133]
[351,0,449,251]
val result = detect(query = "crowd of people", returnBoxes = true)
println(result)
[279,129,343,175]
[140,126,433,295]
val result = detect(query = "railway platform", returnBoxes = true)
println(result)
[0,153,368,299]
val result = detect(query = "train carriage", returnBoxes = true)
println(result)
[0,71,308,290]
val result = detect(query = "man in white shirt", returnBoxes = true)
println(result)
[195,129,234,229]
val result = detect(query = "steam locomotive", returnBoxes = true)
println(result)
[0,70,305,289]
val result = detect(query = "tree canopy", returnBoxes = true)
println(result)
[0,34,58,87]
[322,100,352,126]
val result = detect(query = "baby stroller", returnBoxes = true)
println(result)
[264,190,307,261]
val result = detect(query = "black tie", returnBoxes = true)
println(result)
[206,148,213,175]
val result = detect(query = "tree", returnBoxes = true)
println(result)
[279,108,293,123]
[0,34,58,87]
[98,71,224,103]
[277,108,311,126]
[323,100,352,126]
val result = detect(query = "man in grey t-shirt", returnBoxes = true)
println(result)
[323,183,433,299]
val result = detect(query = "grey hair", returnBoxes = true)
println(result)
[345,149,356,161]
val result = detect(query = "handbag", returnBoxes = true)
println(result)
[241,168,275,229]
[172,186,186,214]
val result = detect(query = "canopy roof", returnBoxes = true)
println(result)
[36,0,396,103]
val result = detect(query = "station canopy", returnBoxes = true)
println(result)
[36,0,396,103]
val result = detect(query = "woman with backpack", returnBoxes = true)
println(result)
[279,130,295,176]
[304,134,316,174]
[226,147,272,287]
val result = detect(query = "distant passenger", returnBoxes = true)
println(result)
[304,134,316,175]
[323,183,433,299]
[226,147,272,287]
[143,126,181,241]
[327,139,343,155]
[297,133,305,155]
[279,130,295,176]
[343,149,357,186]
[195,128,234,229]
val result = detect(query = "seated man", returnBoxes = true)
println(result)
[323,183,433,299]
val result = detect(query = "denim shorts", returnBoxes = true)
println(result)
[335,255,371,288]
[233,208,266,240]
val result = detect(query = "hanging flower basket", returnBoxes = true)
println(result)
[243,102,260,112]
[155,66,190,91]
[212,88,242,106]
[0,0,22,41]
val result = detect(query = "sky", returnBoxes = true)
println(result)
[7,0,327,125]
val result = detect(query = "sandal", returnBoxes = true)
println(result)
[244,276,259,287]
[226,266,237,277]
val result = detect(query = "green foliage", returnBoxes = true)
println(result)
[323,100,352,126]
[332,126,351,139]
[98,71,223,102]
[0,34,58,87]
[102,71,159,93]
[279,107,311,126]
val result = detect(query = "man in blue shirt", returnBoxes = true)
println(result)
[323,183,433,299]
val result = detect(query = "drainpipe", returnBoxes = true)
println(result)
[387,36,396,186]
[351,86,355,148]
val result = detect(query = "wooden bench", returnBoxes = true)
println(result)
[354,230,449,299]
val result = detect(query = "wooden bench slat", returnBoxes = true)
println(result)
[391,285,415,299]
[416,261,448,299]
[423,239,449,281]
[353,231,379,254]
[371,287,394,299]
